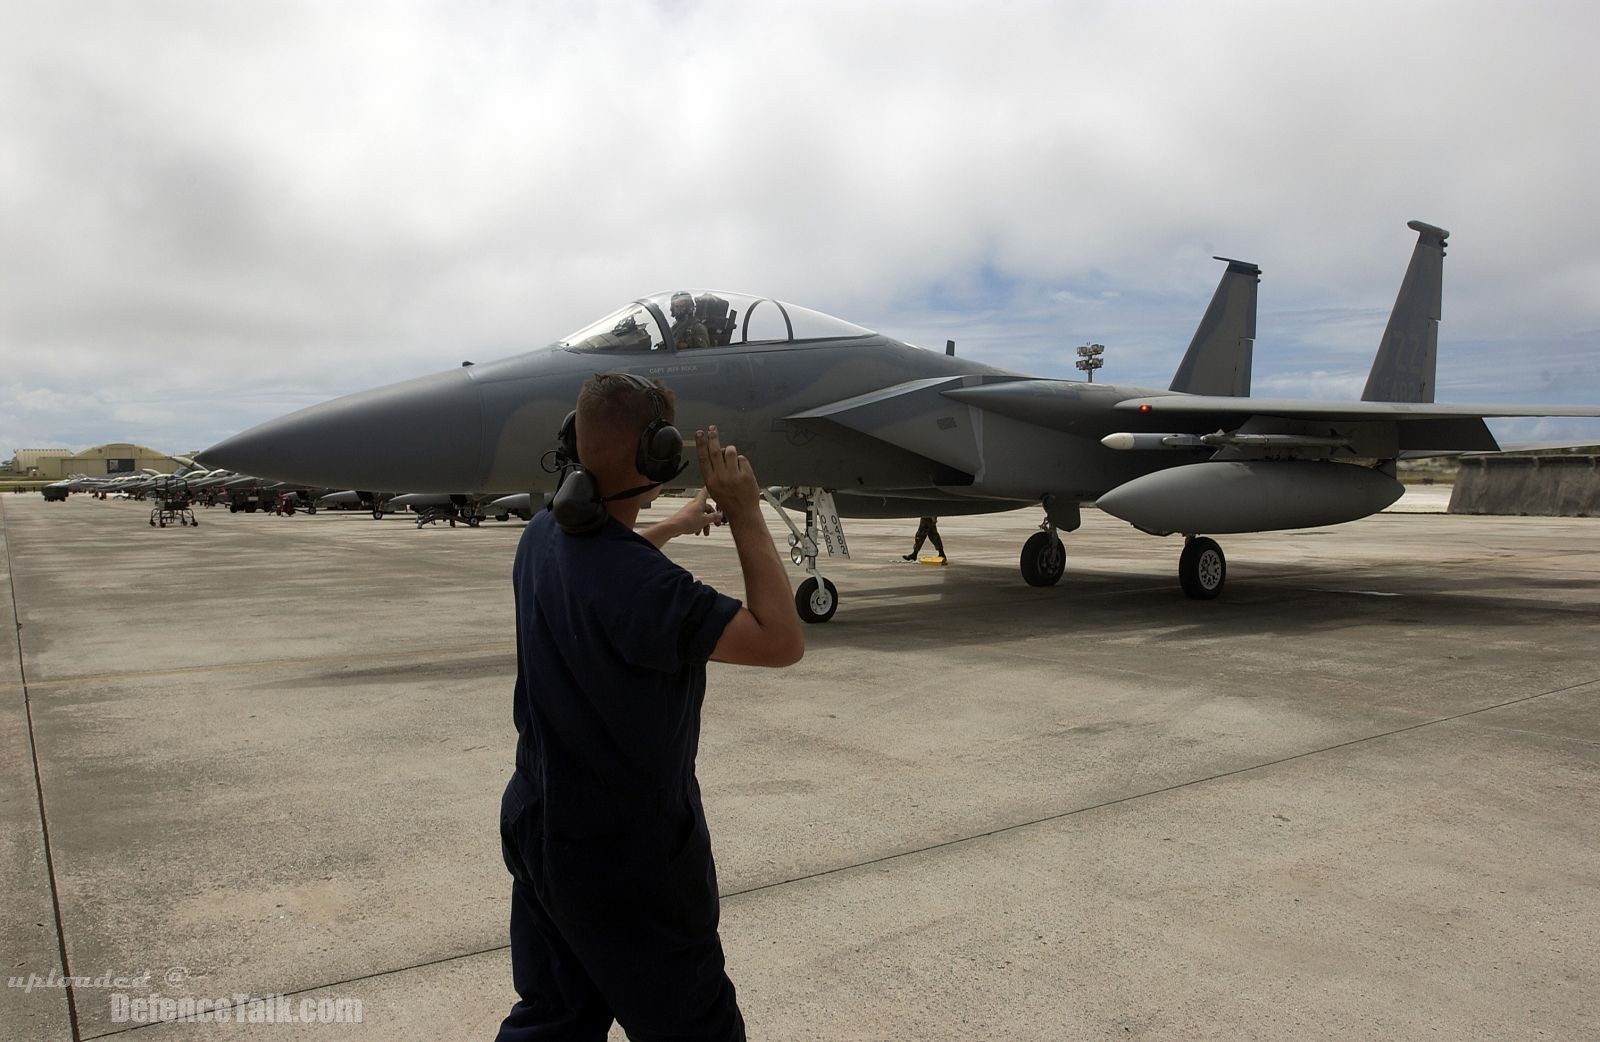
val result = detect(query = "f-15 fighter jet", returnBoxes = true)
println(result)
[202,221,1600,621]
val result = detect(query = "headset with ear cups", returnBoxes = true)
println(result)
[551,373,686,534]
[556,373,683,482]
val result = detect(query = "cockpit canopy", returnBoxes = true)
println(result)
[559,290,873,353]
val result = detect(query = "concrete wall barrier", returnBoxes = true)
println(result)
[1448,455,1600,516]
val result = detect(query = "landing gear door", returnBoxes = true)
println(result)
[814,490,850,559]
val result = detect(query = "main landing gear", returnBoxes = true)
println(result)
[1018,496,1079,589]
[1018,493,1228,600]
[1178,536,1226,600]
[763,486,848,624]
[1020,524,1066,587]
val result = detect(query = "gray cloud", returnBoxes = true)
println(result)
[4,0,1598,454]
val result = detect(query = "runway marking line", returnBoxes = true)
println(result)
[2,496,83,1039]
[24,642,518,690]
[722,673,1600,901]
[78,669,1599,1037]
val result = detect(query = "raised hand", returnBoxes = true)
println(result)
[696,426,762,523]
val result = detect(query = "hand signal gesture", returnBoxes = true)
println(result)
[665,488,724,538]
[696,426,761,522]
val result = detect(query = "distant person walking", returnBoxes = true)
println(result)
[903,516,946,564]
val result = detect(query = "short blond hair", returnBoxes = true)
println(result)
[575,373,676,464]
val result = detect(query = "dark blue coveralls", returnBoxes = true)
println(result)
[496,509,745,1041]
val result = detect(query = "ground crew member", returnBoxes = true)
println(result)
[903,515,946,563]
[669,291,710,349]
[495,373,803,1041]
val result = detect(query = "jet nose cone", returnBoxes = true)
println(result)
[201,367,487,493]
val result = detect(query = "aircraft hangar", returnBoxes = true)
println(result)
[25,443,188,481]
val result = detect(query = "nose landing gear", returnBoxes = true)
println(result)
[795,575,839,624]
[763,486,848,623]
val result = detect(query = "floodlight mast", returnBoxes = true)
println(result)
[1075,342,1105,382]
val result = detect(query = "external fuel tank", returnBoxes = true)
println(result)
[1096,461,1404,536]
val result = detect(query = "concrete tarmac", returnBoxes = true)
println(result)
[2,490,1597,1041]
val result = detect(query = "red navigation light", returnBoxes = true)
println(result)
[1138,403,1152,413]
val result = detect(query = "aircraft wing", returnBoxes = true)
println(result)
[1478,440,1600,453]
[1112,395,1600,421]
[1110,395,1600,456]
[943,381,1600,457]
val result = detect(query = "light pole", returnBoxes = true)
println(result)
[1075,342,1105,382]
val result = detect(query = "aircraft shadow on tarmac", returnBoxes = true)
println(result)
[787,559,1592,651]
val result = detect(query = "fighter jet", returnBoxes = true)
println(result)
[316,489,398,518]
[488,493,538,522]
[388,491,522,527]
[202,221,1600,621]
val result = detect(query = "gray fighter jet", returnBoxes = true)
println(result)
[388,491,524,527]
[317,489,398,518]
[202,221,1600,621]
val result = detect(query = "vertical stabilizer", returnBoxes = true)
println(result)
[1169,257,1258,397]
[1362,220,1448,403]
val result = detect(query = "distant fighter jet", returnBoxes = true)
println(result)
[202,221,1600,621]
[388,491,523,527]
[316,489,397,518]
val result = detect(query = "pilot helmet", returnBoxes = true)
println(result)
[670,292,695,319]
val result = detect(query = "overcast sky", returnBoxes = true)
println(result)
[4,0,1598,455]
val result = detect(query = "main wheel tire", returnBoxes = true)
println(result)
[1179,537,1226,600]
[467,516,481,528]
[306,504,317,515]
[795,576,839,624]
[1020,531,1066,587]
[372,508,384,519]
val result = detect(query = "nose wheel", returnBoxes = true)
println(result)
[1179,536,1226,599]
[795,576,839,624]
[763,486,849,624]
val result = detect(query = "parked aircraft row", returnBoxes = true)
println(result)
[44,465,538,528]
[43,466,317,513]
[181,220,1597,620]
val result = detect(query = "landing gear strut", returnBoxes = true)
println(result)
[763,486,847,623]
[1179,536,1226,600]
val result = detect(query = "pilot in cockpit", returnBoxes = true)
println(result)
[669,292,710,349]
